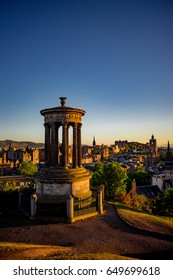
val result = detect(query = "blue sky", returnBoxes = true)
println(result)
[0,0,173,146]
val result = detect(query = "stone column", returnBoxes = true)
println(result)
[31,194,37,217]
[131,179,137,194]
[62,122,68,168]
[57,124,60,165]
[50,122,58,166]
[99,184,105,201]
[44,123,50,166]
[73,123,78,168]
[77,123,82,167]
[67,124,69,165]
[98,190,103,214]
[67,195,74,223]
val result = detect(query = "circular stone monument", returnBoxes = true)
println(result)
[36,97,92,207]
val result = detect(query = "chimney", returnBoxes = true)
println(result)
[131,179,136,194]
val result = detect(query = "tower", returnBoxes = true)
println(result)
[93,136,96,146]
[149,134,158,157]
[166,141,172,161]
[36,97,92,218]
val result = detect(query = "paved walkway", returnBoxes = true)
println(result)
[0,203,173,259]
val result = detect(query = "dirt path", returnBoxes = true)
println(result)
[0,203,173,259]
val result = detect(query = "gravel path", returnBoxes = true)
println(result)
[0,203,173,259]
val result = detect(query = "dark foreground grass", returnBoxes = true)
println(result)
[0,242,135,260]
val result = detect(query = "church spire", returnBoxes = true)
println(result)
[93,136,96,146]
[166,140,172,161]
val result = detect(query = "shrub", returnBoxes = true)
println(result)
[19,162,38,176]
[121,193,151,212]
[154,188,173,216]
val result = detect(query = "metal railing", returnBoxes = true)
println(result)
[74,196,97,216]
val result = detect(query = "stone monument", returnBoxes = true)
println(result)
[35,97,92,217]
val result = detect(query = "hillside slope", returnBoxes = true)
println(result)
[0,140,44,149]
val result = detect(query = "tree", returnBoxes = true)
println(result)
[127,167,149,191]
[91,162,128,200]
[19,162,38,176]
[154,188,173,216]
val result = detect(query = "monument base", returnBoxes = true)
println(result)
[36,167,92,202]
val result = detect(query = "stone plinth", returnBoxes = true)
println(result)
[36,167,92,202]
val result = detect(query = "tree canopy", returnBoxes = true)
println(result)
[154,188,173,216]
[91,162,127,200]
[19,162,38,176]
[127,167,149,192]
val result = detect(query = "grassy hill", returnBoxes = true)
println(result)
[115,202,173,236]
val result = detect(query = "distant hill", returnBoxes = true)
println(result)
[0,140,44,149]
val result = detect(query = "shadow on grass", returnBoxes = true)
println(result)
[101,203,173,243]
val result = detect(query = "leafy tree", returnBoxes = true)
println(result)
[154,188,173,216]
[91,162,128,200]
[19,161,38,176]
[127,167,149,191]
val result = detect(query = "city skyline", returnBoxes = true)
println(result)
[0,133,171,149]
[0,0,173,147]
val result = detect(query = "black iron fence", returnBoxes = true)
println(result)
[74,196,97,217]
[20,188,35,215]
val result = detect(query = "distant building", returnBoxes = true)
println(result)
[0,144,41,176]
[149,134,158,157]
[93,136,96,146]
[39,148,45,162]
[128,179,161,198]
[111,144,120,154]
[101,145,109,159]
[0,149,7,164]
[166,141,173,161]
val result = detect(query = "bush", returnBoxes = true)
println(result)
[19,161,38,176]
[154,188,173,216]
[121,193,152,212]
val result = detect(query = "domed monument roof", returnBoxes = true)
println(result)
[40,97,86,122]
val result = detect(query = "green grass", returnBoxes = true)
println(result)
[115,202,173,234]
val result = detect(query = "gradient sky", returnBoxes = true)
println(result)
[0,0,173,147]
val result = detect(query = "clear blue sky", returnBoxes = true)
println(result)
[0,0,173,146]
